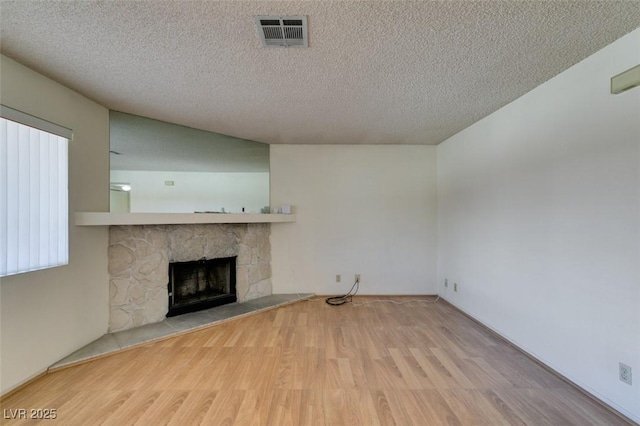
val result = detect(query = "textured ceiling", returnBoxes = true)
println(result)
[1,1,639,146]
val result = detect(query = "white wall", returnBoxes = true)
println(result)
[437,29,640,422]
[110,170,269,213]
[0,56,110,393]
[270,145,437,295]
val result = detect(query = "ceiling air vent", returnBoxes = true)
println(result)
[255,16,308,48]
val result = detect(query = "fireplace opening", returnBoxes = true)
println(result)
[167,256,237,317]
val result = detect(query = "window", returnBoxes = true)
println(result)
[0,105,72,277]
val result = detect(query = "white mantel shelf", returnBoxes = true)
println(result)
[75,212,296,226]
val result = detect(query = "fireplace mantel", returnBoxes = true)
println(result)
[75,212,296,226]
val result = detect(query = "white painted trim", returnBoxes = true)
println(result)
[0,104,73,140]
[75,212,296,226]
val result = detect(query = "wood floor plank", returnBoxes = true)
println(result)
[546,388,631,426]
[265,389,301,426]
[166,391,217,426]
[231,390,259,426]
[456,357,514,389]
[388,348,428,389]
[409,347,460,389]
[68,391,134,425]
[1,297,634,425]
[289,389,319,425]
[439,389,512,425]
[133,390,189,425]
[337,357,356,388]
[370,390,396,426]
[430,347,476,389]
[493,388,631,426]
[199,389,245,426]
[401,389,463,425]
[101,390,162,426]
[481,389,529,426]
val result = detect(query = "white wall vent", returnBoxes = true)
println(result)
[255,16,308,48]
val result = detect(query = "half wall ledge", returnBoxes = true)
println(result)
[75,212,296,226]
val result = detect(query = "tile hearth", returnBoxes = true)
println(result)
[50,293,314,371]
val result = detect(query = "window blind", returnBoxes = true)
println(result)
[0,115,69,277]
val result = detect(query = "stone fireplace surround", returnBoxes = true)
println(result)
[108,223,271,332]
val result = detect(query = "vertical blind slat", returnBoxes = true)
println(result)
[59,137,68,265]
[0,120,8,275]
[29,132,40,268]
[16,126,30,272]
[5,121,19,274]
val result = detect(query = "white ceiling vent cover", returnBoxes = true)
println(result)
[255,16,308,48]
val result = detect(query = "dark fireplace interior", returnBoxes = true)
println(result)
[167,256,237,317]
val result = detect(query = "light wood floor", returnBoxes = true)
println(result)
[1,297,632,425]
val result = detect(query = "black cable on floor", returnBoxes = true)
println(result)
[325,278,359,306]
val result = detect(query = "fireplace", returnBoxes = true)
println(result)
[167,256,237,317]
[109,224,272,332]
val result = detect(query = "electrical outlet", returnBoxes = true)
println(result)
[454,283,458,292]
[336,274,341,283]
[619,362,632,385]
[355,274,361,283]
[445,279,448,288]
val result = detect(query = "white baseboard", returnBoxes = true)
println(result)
[1,367,48,397]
